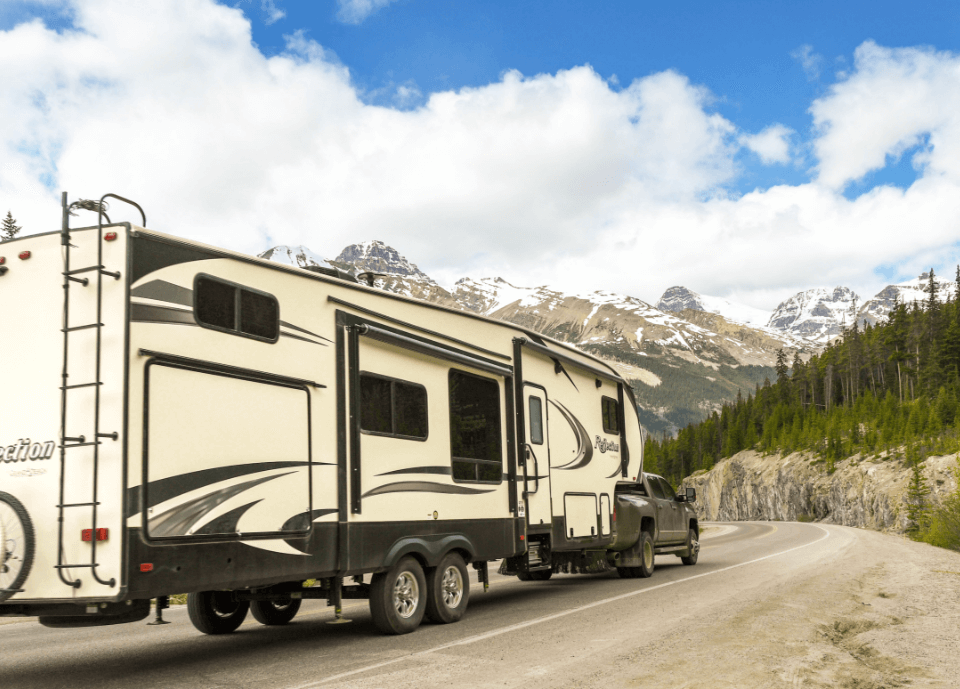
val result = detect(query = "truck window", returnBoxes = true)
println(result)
[529,396,544,445]
[647,476,666,499]
[359,373,427,440]
[657,477,678,500]
[601,396,619,434]
[449,370,502,483]
[194,274,279,342]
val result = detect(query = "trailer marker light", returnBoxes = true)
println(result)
[104,232,118,241]
[18,251,31,260]
[140,563,154,573]
[0,256,5,264]
[81,528,109,542]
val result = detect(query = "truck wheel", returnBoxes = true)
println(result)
[680,528,700,566]
[617,566,641,579]
[250,597,302,625]
[0,491,35,603]
[187,591,249,634]
[637,532,655,578]
[369,556,426,634]
[425,552,469,624]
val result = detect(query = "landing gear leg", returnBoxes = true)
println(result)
[147,595,170,625]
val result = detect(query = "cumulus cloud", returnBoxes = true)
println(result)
[2,2,960,313]
[261,0,284,25]
[336,0,400,24]
[792,44,823,80]
[739,124,792,165]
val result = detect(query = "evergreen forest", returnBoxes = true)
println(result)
[643,270,960,550]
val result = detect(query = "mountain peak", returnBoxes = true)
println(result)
[335,241,431,281]
[656,286,705,314]
[767,286,860,342]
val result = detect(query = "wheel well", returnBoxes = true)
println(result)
[640,516,655,536]
[449,547,472,565]
[690,519,699,536]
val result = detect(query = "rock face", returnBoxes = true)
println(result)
[335,240,432,281]
[767,286,860,343]
[680,450,959,533]
[858,271,958,326]
[656,286,706,314]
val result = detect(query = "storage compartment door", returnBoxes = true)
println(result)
[563,493,598,539]
[599,493,611,536]
[144,363,312,540]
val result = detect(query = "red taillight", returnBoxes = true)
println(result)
[18,251,31,260]
[81,528,109,542]
[104,232,118,241]
[0,256,5,264]
[140,563,154,573]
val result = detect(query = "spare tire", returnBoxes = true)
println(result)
[0,491,35,603]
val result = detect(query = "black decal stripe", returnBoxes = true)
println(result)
[376,466,453,477]
[130,279,193,307]
[362,481,495,498]
[131,302,196,326]
[127,461,327,519]
[279,320,333,343]
[193,499,263,535]
[280,507,337,533]
[148,473,294,538]
[550,400,594,470]
[280,330,328,346]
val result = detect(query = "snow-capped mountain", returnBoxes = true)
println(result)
[335,240,433,281]
[766,287,860,343]
[656,286,770,328]
[258,245,335,271]
[858,271,958,326]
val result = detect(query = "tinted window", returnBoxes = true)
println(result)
[658,477,678,501]
[360,373,427,440]
[529,396,544,445]
[195,275,278,342]
[647,476,665,499]
[449,370,502,483]
[602,396,620,435]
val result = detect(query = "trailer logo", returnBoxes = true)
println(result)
[1,438,56,463]
[594,436,620,454]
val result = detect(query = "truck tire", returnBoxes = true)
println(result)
[187,591,249,634]
[0,491,35,603]
[680,528,699,566]
[425,552,469,624]
[637,531,655,578]
[369,556,426,634]
[250,597,302,625]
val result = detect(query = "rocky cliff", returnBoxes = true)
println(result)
[680,450,958,533]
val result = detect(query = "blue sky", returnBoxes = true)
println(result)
[2,0,960,310]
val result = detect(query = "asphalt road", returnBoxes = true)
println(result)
[1,522,851,688]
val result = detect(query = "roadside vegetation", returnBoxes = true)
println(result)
[644,269,960,551]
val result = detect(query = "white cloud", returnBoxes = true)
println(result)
[2,3,960,316]
[261,0,284,25]
[336,0,399,25]
[791,44,823,80]
[739,124,792,165]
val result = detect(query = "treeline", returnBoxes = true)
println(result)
[645,269,960,473]
[643,269,960,548]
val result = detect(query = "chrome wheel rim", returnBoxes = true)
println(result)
[440,565,463,609]
[0,502,25,588]
[393,571,420,619]
[642,539,653,569]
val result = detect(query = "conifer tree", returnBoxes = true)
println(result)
[1,211,21,241]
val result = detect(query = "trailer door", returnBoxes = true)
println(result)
[522,385,552,529]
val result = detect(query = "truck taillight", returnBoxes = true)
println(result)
[140,563,154,573]
[81,528,109,542]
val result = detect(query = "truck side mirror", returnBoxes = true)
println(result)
[685,487,697,503]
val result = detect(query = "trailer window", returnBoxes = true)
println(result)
[194,275,279,342]
[529,396,544,445]
[601,396,619,435]
[359,373,427,440]
[449,370,502,483]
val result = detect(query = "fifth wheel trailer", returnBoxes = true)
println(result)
[0,192,698,635]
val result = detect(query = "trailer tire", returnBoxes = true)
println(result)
[530,569,552,581]
[637,532,655,578]
[370,556,426,635]
[0,491,35,603]
[425,552,469,624]
[680,528,699,566]
[516,571,532,581]
[250,597,302,625]
[187,591,249,634]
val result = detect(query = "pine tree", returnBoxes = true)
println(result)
[905,458,930,537]
[1,211,21,241]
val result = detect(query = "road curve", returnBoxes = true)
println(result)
[2,522,956,688]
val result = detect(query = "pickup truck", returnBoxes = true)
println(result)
[607,473,700,578]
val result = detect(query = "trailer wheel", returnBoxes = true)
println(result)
[0,491,35,603]
[369,556,426,635]
[250,597,302,626]
[530,570,552,581]
[680,528,699,566]
[187,591,249,634]
[516,571,532,581]
[425,552,469,624]
[637,531,655,578]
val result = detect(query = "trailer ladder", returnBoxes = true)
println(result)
[55,192,145,590]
